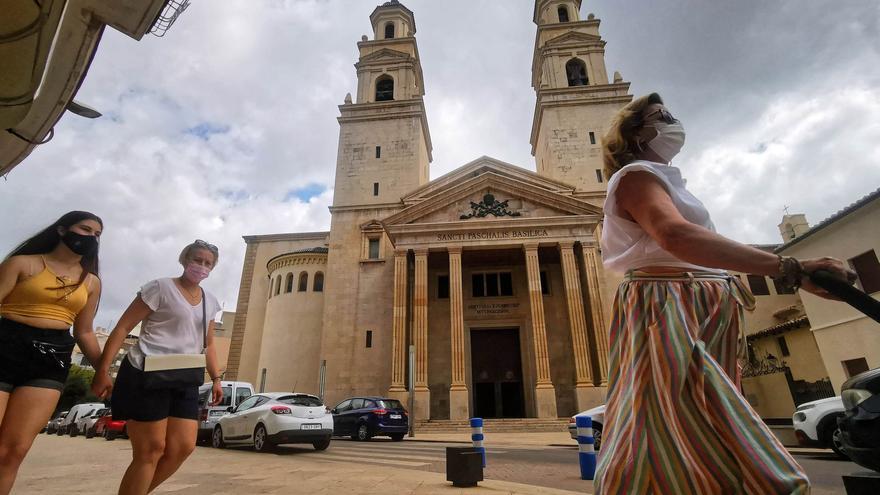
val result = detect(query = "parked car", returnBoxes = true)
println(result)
[94,414,128,441]
[197,380,253,443]
[45,411,68,434]
[331,396,408,441]
[569,404,605,451]
[78,408,110,438]
[61,402,105,436]
[792,396,847,458]
[838,367,880,471]
[212,392,333,452]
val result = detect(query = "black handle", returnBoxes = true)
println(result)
[809,269,880,324]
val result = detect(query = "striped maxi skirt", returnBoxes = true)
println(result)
[594,271,810,495]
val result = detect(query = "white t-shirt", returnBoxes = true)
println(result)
[601,160,723,274]
[127,278,222,370]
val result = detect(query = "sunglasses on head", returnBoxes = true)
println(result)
[194,239,218,253]
[644,108,679,124]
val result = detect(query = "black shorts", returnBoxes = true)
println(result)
[0,318,74,393]
[111,357,199,422]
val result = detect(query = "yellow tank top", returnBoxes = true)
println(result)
[0,258,90,326]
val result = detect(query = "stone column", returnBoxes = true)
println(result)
[413,248,430,420]
[559,242,604,409]
[387,249,409,404]
[447,247,469,420]
[582,244,609,386]
[523,243,557,418]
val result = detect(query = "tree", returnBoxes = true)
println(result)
[58,364,103,412]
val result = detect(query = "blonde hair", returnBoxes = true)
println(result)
[179,240,219,267]
[601,92,664,180]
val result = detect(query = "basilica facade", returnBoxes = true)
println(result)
[226,0,633,420]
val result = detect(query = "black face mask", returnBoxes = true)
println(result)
[61,231,99,257]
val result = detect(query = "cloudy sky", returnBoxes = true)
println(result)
[2,0,879,326]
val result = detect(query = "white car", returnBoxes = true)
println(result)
[212,392,333,452]
[78,408,110,438]
[569,404,606,450]
[63,403,104,437]
[793,396,848,458]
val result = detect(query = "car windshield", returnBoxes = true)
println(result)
[277,395,323,407]
[199,386,233,407]
[379,399,404,410]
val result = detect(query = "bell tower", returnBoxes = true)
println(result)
[530,0,632,205]
[331,0,432,208]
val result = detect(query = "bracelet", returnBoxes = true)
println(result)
[773,255,804,290]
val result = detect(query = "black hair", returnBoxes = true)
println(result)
[5,211,103,286]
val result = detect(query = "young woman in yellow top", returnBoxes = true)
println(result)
[0,211,105,494]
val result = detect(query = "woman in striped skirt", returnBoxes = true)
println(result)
[593,93,856,494]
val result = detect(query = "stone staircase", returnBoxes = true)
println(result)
[413,418,570,433]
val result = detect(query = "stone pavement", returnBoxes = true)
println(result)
[17,434,588,495]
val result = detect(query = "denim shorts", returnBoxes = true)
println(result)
[0,318,74,393]
[110,357,200,422]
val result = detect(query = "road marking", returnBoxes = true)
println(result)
[310,452,430,467]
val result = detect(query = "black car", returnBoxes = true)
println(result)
[331,396,408,441]
[838,367,880,472]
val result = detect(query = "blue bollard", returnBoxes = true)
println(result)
[470,417,486,468]
[576,416,596,480]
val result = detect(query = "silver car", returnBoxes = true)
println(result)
[569,404,606,450]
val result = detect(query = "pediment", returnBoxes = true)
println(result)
[383,167,602,227]
[358,48,412,65]
[403,155,576,205]
[543,31,601,47]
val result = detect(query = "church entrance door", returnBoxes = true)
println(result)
[470,328,525,418]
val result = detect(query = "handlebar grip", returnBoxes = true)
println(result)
[809,269,880,324]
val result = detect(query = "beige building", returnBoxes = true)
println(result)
[226,0,632,420]
[741,191,880,420]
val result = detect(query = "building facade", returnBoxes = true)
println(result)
[226,0,633,420]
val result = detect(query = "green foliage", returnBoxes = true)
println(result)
[58,364,104,411]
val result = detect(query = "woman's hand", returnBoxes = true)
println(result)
[799,257,858,300]
[211,380,224,406]
[91,371,113,400]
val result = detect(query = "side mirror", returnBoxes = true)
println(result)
[330,408,337,414]
[226,406,234,413]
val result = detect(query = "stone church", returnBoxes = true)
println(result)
[226,0,633,421]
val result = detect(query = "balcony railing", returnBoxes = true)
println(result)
[150,0,191,37]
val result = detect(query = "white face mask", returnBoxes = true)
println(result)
[646,121,686,162]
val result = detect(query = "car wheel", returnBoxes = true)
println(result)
[825,426,849,460]
[56,427,64,436]
[313,436,331,451]
[85,428,94,439]
[390,433,405,442]
[212,426,225,449]
[69,425,77,437]
[105,429,116,441]
[355,423,371,442]
[253,424,274,453]
[593,425,602,451]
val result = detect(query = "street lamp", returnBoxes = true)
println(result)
[66,100,102,119]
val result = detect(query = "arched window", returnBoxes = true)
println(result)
[375,76,394,101]
[384,22,395,39]
[298,272,309,292]
[285,273,294,293]
[557,6,569,23]
[275,275,282,295]
[313,272,324,292]
[269,278,275,298]
[566,58,588,86]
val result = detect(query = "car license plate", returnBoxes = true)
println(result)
[390,414,402,419]
[301,424,321,430]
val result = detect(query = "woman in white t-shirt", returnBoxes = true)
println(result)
[92,240,223,495]
[593,93,856,494]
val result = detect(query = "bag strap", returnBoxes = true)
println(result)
[201,288,207,353]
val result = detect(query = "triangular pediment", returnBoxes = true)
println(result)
[383,158,602,227]
[543,31,602,47]
[358,48,412,65]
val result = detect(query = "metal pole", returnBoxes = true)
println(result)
[408,344,415,438]
[259,368,267,393]
[318,360,326,402]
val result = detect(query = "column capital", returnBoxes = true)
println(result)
[394,248,409,257]
[447,246,463,255]
[413,247,429,257]
[558,240,576,251]
[522,242,540,252]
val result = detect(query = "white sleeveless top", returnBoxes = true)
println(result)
[127,278,222,370]
[601,160,723,274]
